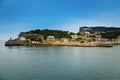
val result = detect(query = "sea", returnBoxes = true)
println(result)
[0,41,120,80]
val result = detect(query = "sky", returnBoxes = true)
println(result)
[0,0,120,40]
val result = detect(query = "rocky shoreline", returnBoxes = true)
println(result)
[5,40,114,47]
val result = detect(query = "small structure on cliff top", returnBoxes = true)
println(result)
[9,37,12,40]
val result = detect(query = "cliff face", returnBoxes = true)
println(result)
[79,26,120,32]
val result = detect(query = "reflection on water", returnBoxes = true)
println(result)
[0,42,120,80]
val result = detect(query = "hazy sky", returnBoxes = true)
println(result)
[0,0,120,40]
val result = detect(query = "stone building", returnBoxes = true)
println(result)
[47,36,55,41]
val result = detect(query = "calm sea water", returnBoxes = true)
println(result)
[0,41,120,80]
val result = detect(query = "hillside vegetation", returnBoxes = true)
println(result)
[19,29,74,39]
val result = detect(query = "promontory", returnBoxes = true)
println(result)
[5,26,120,47]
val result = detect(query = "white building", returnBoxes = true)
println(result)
[19,37,26,41]
[47,36,55,41]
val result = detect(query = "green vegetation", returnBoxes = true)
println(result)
[19,29,73,39]
[18,27,120,40]
[101,31,120,39]
[80,26,120,32]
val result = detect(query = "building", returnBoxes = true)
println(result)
[47,36,55,41]
[19,37,26,41]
